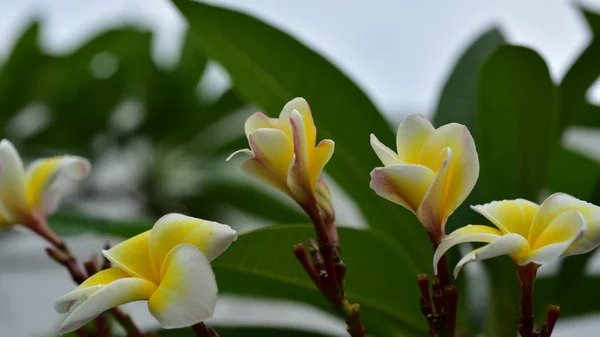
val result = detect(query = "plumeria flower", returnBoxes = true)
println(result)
[434,193,600,278]
[54,213,237,334]
[369,115,479,242]
[0,139,90,245]
[227,98,334,205]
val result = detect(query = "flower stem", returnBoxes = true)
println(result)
[191,322,219,337]
[517,264,539,337]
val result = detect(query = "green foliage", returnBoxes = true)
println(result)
[158,326,333,337]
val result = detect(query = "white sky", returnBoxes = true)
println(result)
[1,0,599,118]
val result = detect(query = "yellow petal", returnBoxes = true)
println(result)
[370,134,402,166]
[102,230,158,283]
[241,157,293,196]
[396,114,434,164]
[25,156,90,214]
[57,277,156,334]
[418,123,479,221]
[454,233,529,278]
[522,210,587,265]
[528,193,600,245]
[369,164,436,213]
[0,139,28,222]
[471,199,539,238]
[246,128,294,191]
[149,213,237,278]
[54,268,130,314]
[244,112,278,137]
[308,139,334,189]
[565,212,600,256]
[148,244,217,329]
[287,110,312,202]
[279,97,315,148]
[418,148,452,233]
[433,225,503,274]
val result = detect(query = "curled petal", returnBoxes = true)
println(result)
[418,123,479,221]
[244,112,277,137]
[521,210,587,265]
[370,134,402,166]
[308,139,334,189]
[433,225,503,274]
[454,233,529,278]
[0,139,27,222]
[288,110,312,202]
[102,231,158,283]
[279,97,315,146]
[396,115,434,163]
[418,148,452,234]
[528,193,600,246]
[150,213,237,277]
[369,165,436,213]
[25,156,91,215]
[566,212,600,255]
[225,149,253,162]
[246,128,294,191]
[57,277,157,334]
[149,244,218,329]
[471,199,539,238]
[55,268,130,314]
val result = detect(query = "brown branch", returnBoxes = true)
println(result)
[518,264,539,337]
[443,286,458,337]
[191,322,219,337]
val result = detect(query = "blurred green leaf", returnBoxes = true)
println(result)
[50,212,152,238]
[173,0,431,269]
[433,27,505,133]
[212,225,426,336]
[536,275,600,320]
[159,327,334,337]
[576,102,600,128]
[477,45,558,336]
[547,148,600,199]
[558,6,600,131]
[581,4,600,35]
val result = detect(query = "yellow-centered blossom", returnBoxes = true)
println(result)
[228,98,334,204]
[54,213,237,334]
[434,193,600,278]
[0,139,90,230]
[369,115,479,241]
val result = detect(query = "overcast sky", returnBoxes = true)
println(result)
[1,0,599,118]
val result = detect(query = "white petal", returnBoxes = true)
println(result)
[454,233,529,278]
[433,225,503,274]
[396,114,435,164]
[148,244,218,329]
[0,139,27,222]
[225,149,253,162]
[57,277,156,334]
[521,210,587,265]
[370,134,402,166]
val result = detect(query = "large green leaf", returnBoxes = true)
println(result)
[477,45,558,201]
[212,225,427,336]
[49,212,152,238]
[576,102,600,128]
[476,45,558,336]
[173,0,431,269]
[433,27,505,133]
[558,6,600,131]
[536,276,600,320]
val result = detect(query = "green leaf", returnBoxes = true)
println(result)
[536,276,600,319]
[212,225,427,336]
[433,27,505,133]
[159,327,333,337]
[476,45,558,336]
[576,102,600,128]
[477,45,558,201]
[558,6,600,131]
[580,5,600,35]
[173,0,431,269]
[49,212,152,238]
[547,148,600,199]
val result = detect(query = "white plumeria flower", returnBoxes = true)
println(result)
[0,139,90,240]
[228,97,335,205]
[434,193,600,278]
[54,213,237,334]
[369,115,479,242]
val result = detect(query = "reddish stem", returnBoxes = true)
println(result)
[191,322,219,337]
[518,264,539,337]
[545,305,560,335]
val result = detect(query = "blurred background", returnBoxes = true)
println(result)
[0,0,600,336]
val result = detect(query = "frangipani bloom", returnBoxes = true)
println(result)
[0,139,90,240]
[434,193,600,278]
[54,214,237,334]
[228,98,334,205]
[370,115,479,241]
